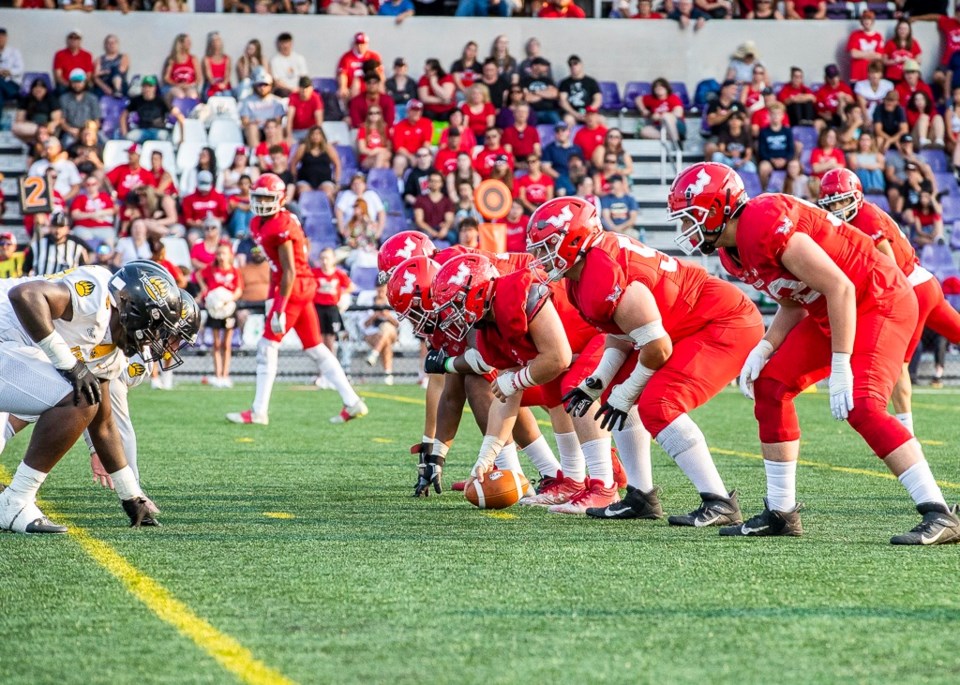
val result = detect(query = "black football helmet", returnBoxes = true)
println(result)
[107,261,183,363]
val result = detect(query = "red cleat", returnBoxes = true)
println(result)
[548,479,621,515]
[452,480,466,491]
[612,447,627,489]
[519,471,585,507]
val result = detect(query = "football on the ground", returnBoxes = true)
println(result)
[465,470,528,509]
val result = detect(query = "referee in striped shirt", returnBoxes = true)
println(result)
[22,211,90,276]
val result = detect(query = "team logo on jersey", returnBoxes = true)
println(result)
[141,275,170,304]
[74,280,95,297]
[605,284,623,303]
[127,362,146,378]
[399,270,418,295]
[541,206,573,230]
[395,237,417,260]
[775,217,794,235]
[449,263,472,287]
[684,169,712,200]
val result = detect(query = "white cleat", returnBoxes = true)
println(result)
[0,492,67,534]
[226,410,269,425]
[330,400,369,424]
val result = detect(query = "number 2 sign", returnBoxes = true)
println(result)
[18,175,54,214]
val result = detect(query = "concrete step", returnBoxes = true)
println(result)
[631,184,671,202]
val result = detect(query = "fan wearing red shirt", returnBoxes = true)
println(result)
[70,177,117,245]
[390,100,434,168]
[460,86,496,141]
[418,59,457,122]
[846,10,885,82]
[440,111,478,151]
[311,246,353,351]
[573,107,608,162]
[777,68,816,127]
[883,21,922,83]
[106,145,158,200]
[53,31,94,89]
[285,77,324,139]
[514,155,554,213]
[809,128,846,180]
[894,62,935,110]
[348,74,396,129]
[434,128,463,176]
[671,162,959,545]
[336,32,383,100]
[502,104,542,165]
[815,65,854,127]
[538,0,587,17]
[504,202,529,253]
[632,0,663,18]
[181,172,229,232]
[473,130,515,179]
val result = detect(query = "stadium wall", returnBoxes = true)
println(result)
[0,12,942,88]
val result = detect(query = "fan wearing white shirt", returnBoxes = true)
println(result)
[114,220,153,266]
[0,28,24,109]
[269,32,308,98]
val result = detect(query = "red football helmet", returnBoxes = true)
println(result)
[386,256,439,337]
[818,168,863,222]
[251,173,286,216]
[432,253,499,341]
[377,231,437,284]
[526,196,602,282]
[667,162,747,255]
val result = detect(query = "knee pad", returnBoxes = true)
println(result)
[848,397,913,458]
[256,338,280,367]
[753,376,801,444]
[654,414,703,458]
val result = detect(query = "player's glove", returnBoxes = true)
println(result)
[412,441,429,493]
[269,309,286,336]
[90,452,114,490]
[594,384,635,432]
[415,456,445,497]
[463,349,492,375]
[562,376,604,418]
[828,352,854,421]
[739,339,774,400]
[60,361,101,406]
[423,348,449,375]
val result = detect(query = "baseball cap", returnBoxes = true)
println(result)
[354,32,368,44]
[495,154,509,164]
[197,170,214,189]
[531,57,550,67]
[68,68,86,82]
[255,70,273,86]
[127,143,140,155]
[67,30,82,39]
[236,145,247,155]
[567,54,581,65]
[393,57,406,68]
[142,75,159,86]
[585,105,599,114]
[0,231,14,244]
[408,99,423,110]
[824,64,840,79]
[554,121,569,131]
[761,87,773,96]
[904,59,921,73]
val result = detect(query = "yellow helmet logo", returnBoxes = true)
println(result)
[141,275,170,304]
[127,362,146,378]
[180,302,189,320]
[74,280,95,297]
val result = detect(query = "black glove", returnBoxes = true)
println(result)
[411,441,429,491]
[561,377,604,418]
[424,348,449,375]
[59,361,102,406]
[594,401,628,432]
[414,454,445,497]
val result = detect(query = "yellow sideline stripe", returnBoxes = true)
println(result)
[359,390,960,490]
[0,468,296,685]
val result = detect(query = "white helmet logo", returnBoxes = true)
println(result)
[395,237,416,260]
[399,270,417,295]
[543,205,573,229]
[449,262,472,286]
[685,168,712,199]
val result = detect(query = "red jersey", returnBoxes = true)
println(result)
[751,108,790,131]
[200,264,243,293]
[288,90,323,131]
[107,165,157,199]
[417,74,456,117]
[312,266,351,306]
[337,49,383,93]
[641,94,683,116]
[728,194,910,331]
[473,147,514,178]
[70,192,116,229]
[815,82,853,117]
[391,118,434,155]
[514,173,554,205]
[809,148,846,178]
[251,209,314,292]
[53,48,94,80]
[883,40,922,82]
[938,16,960,66]
[849,200,918,278]
[460,102,495,139]
[895,79,934,109]
[573,125,608,162]
[434,148,459,175]
[777,83,813,104]
[502,124,541,159]
[538,3,586,17]
[846,29,885,81]
[181,189,229,225]
[567,232,731,341]
[505,215,529,253]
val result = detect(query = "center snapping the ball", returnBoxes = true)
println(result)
[465,469,528,509]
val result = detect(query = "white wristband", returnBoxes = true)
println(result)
[618,363,656,403]
[37,330,78,370]
[628,321,668,349]
[593,346,629,386]
[473,435,504,476]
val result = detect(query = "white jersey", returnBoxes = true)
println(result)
[88,349,152,387]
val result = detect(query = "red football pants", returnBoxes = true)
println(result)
[754,289,918,458]
[263,279,322,349]
[908,277,960,359]
[521,334,606,409]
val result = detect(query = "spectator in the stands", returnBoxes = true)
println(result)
[235,39,266,101]
[70,175,116,247]
[757,102,795,191]
[945,88,960,176]
[503,201,527,251]
[435,128,462,176]
[12,77,61,144]
[240,71,286,147]
[414,171,455,242]
[224,148,259,196]
[575,174,601,215]
[785,0,824,19]
[53,30,93,92]
[380,0,415,22]
[906,190,943,248]
[270,32,307,98]
[335,172,385,235]
[473,128,514,179]
[0,232,23,279]
[514,154,554,212]
[574,107,608,165]
[446,151,481,200]
[725,41,762,85]
[479,57,510,111]
[29,139,81,200]
[58,69,100,148]
[450,41,481,93]
[669,0,708,31]
[847,10,883,84]
[884,19,922,84]
[815,64,854,130]
[559,55,601,123]
[391,99,433,172]
[741,64,771,114]
[749,87,782,138]
[162,34,201,103]
[522,57,561,124]
[268,147,297,207]
[293,125,341,206]
[712,113,756,174]
[489,35,518,78]
[442,110,477,151]
[68,122,103,172]
[592,127,632,179]
[122,75,185,142]
[488,154,515,191]
[115,220,154,267]
[496,84,533,130]
[913,7,960,105]
[286,76,323,140]
[0,28,23,110]
[228,174,254,238]
[293,1,313,14]
[182,170,230,238]
[502,103,541,167]
[778,67,816,127]
[337,33,382,102]
[538,0,586,17]
[386,57,417,114]
[542,120,583,186]
[556,153,587,196]
[23,211,88,276]
[461,84,496,142]
[452,182,481,225]
[106,144,156,199]
[847,132,887,195]
[148,150,176,198]
[896,60,935,114]
[600,174,638,234]
[697,0,733,19]
[873,90,909,152]
[637,78,686,146]
[190,215,222,279]
[809,127,845,193]
[349,73,395,129]
[456,0,515,16]
[746,0,784,18]
[404,147,437,208]
[182,146,222,195]
[782,158,811,200]
[837,102,865,153]
[357,106,392,170]
[855,60,894,120]
[633,0,666,18]
[93,34,128,98]
[202,31,232,99]
[418,59,457,122]
[456,217,480,249]
[893,157,934,215]
[704,79,744,158]
[325,0,370,14]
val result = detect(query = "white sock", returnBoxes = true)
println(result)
[763,459,797,511]
[519,435,560,478]
[898,459,948,508]
[0,412,9,455]
[110,466,144,501]
[494,442,524,476]
[306,344,360,407]
[4,462,47,505]
[581,437,613,487]
[252,339,280,417]
[555,431,585,483]
[160,369,173,389]
[656,414,727,497]
[614,408,653,491]
[896,412,914,436]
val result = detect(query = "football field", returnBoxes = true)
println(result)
[2,383,959,684]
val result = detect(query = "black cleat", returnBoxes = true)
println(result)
[122,497,161,528]
[586,485,663,519]
[890,502,960,545]
[719,498,803,537]
[669,490,742,527]
[23,516,68,534]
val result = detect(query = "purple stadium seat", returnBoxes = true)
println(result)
[871,194,891,213]
[669,82,690,111]
[367,168,399,195]
[739,170,762,198]
[919,243,958,278]
[336,145,358,183]
[919,149,948,172]
[304,213,338,260]
[800,148,813,175]
[312,78,338,94]
[940,194,960,224]
[934,173,957,196]
[825,3,853,19]
[99,96,128,139]
[299,190,332,218]
[381,212,410,242]
[622,81,652,111]
[772,82,786,96]
[792,126,818,153]
[599,81,624,111]
[172,97,200,117]
[950,221,960,251]
[767,170,786,193]
[866,3,894,19]
[21,72,52,96]
[350,265,379,292]
[537,124,556,148]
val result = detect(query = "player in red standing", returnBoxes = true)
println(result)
[311,247,353,355]
[527,196,763,524]
[818,168,960,435]
[670,162,959,544]
[226,174,367,426]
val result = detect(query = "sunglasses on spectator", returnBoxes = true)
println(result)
[0,240,12,246]
[369,110,381,115]
[605,157,617,163]
[416,153,430,158]
[608,134,622,139]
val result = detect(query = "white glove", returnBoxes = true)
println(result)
[269,309,286,336]
[463,348,492,375]
[739,339,774,400]
[828,352,854,421]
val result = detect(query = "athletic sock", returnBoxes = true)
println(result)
[252,339,279,417]
[896,412,914,436]
[0,412,9,455]
[110,466,144,501]
[3,462,47,505]
[305,345,360,407]
[613,408,653,491]
[656,414,726,497]
[494,442,523,476]
[519,435,560,478]
[898,459,948,509]
[763,459,797,511]
[581,437,614,488]
[555,431,585,483]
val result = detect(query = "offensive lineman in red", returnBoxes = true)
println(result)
[817,168,960,436]
[226,174,368,426]
[528,196,763,525]
[669,162,959,544]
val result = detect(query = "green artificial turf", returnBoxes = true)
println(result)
[1,383,959,685]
